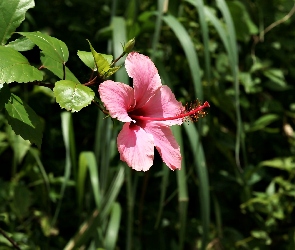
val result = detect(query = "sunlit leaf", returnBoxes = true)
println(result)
[0,46,43,83]
[77,51,97,71]
[105,66,121,78]
[0,0,34,45]
[6,37,35,51]
[53,80,94,112]
[5,94,43,147]
[88,41,110,75]
[19,31,69,62]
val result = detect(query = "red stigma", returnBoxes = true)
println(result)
[183,100,210,122]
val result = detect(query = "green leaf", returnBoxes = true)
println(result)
[6,125,31,164]
[5,94,43,147]
[0,0,34,45]
[41,54,80,83]
[0,83,11,110]
[53,80,95,112]
[105,66,121,78]
[19,31,69,62]
[77,51,97,70]
[227,0,258,42]
[101,53,113,65]
[263,68,290,91]
[248,114,279,132]
[5,37,35,51]
[88,40,112,77]
[260,157,295,172]
[0,46,43,83]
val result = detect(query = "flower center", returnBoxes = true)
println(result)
[129,101,210,122]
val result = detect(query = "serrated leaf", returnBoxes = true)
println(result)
[0,83,11,110]
[41,54,80,83]
[0,0,34,45]
[53,80,94,112]
[87,40,111,76]
[5,94,43,147]
[105,65,121,78]
[0,46,43,83]
[6,37,35,51]
[77,51,97,70]
[101,53,113,64]
[19,31,69,62]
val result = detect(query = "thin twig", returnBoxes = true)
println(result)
[0,228,21,250]
[92,100,109,115]
[30,81,54,89]
[62,63,66,80]
[84,76,97,86]
[263,3,295,37]
[110,52,125,67]
[251,3,295,62]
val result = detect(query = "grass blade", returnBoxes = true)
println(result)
[52,112,74,227]
[151,0,165,60]
[64,166,125,249]
[216,0,243,170]
[185,0,211,83]
[125,167,134,250]
[78,152,101,209]
[112,16,128,84]
[77,152,88,212]
[183,122,209,250]
[29,147,50,210]
[162,14,203,99]
[104,202,121,250]
[155,164,169,228]
[172,125,188,250]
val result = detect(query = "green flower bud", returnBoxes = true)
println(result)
[123,38,135,53]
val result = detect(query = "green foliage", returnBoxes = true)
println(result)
[0,46,43,83]
[88,40,121,78]
[53,80,95,112]
[5,94,43,147]
[1,0,295,249]
[19,31,69,62]
[77,51,97,71]
[0,0,35,45]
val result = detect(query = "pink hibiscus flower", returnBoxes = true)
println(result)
[98,52,209,171]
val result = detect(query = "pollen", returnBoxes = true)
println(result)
[183,100,208,122]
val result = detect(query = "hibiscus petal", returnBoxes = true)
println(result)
[144,122,181,170]
[137,85,184,126]
[117,122,155,171]
[125,52,162,108]
[98,80,135,122]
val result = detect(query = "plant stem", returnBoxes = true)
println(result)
[0,228,21,250]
